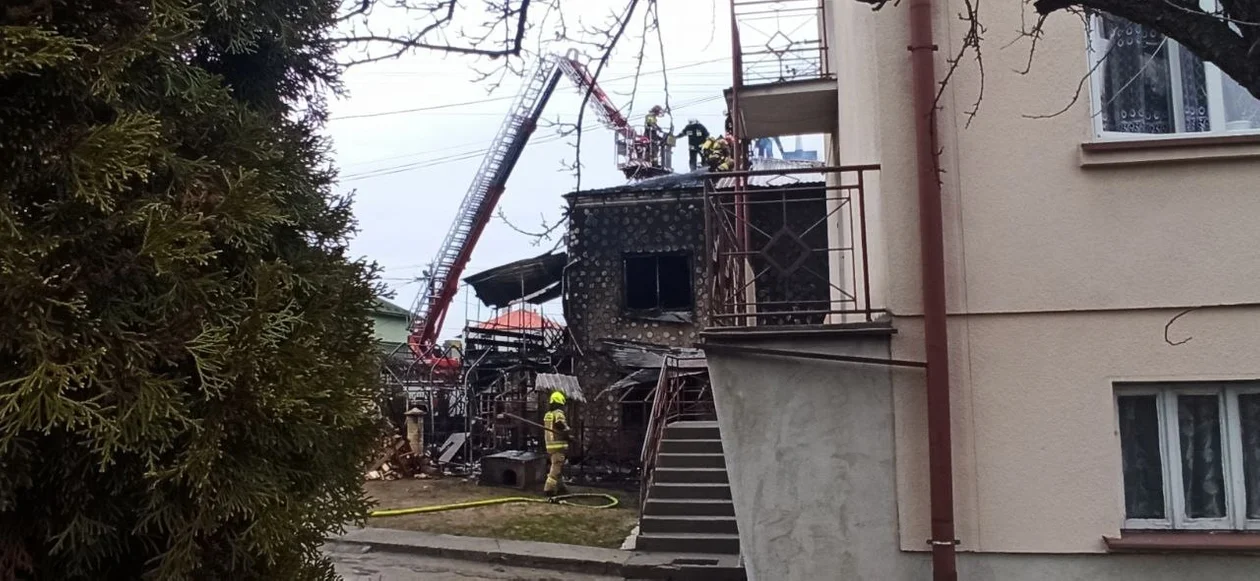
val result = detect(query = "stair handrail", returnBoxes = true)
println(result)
[639,354,685,511]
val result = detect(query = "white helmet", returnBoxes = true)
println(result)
[688,118,699,125]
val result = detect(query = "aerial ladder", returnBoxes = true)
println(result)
[408,50,674,358]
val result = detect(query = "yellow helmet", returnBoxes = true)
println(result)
[549,391,567,406]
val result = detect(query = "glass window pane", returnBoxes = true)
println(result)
[1096,16,1208,135]
[1118,395,1166,519]
[1222,74,1260,131]
[1098,16,1173,134]
[1178,394,1227,519]
[1178,48,1210,132]
[1239,394,1260,520]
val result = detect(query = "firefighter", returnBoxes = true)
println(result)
[702,136,733,172]
[700,136,718,171]
[644,105,665,166]
[677,118,710,170]
[645,105,664,135]
[542,390,570,496]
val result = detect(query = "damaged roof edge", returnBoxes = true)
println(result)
[568,159,827,199]
[464,251,567,309]
[602,339,708,369]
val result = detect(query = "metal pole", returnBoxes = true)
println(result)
[908,0,958,578]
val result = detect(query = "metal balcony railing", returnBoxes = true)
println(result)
[704,164,883,328]
[638,355,714,511]
[732,0,831,86]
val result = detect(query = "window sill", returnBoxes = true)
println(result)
[1104,531,1260,554]
[624,310,694,324]
[1080,133,1260,168]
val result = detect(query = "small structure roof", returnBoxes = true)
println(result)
[535,373,584,402]
[372,297,411,320]
[471,308,561,331]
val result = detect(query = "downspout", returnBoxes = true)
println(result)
[907,0,957,579]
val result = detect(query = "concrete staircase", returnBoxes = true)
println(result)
[637,421,742,562]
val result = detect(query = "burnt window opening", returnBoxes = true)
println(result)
[624,253,692,312]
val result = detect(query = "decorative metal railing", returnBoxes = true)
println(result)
[704,164,884,327]
[732,0,831,85]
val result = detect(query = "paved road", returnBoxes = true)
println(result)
[327,545,622,581]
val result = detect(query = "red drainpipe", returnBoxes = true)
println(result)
[907,0,957,579]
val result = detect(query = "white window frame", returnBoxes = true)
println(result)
[1116,381,1260,531]
[1086,1,1258,141]
[1115,387,1174,530]
[1227,385,1260,531]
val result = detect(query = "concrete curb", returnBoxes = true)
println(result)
[331,527,631,576]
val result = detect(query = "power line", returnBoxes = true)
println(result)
[338,95,722,182]
[330,95,517,121]
[339,125,599,181]
[329,57,729,122]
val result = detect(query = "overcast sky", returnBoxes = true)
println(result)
[324,1,818,341]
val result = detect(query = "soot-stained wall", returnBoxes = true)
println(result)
[563,188,708,461]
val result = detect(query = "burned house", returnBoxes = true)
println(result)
[459,254,577,462]
[563,159,831,465]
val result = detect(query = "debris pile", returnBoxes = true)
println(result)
[366,434,430,481]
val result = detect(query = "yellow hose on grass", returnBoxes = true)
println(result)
[369,493,620,518]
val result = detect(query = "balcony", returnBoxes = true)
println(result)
[727,0,837,138]
[703,163,883,328]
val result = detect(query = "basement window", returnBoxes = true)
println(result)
[1116,381,1260,531]
[624,253,692,312]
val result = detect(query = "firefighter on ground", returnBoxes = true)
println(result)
[543,390,570,496]
[677,118,710,171]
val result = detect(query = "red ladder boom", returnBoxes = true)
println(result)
[408,51,672,354]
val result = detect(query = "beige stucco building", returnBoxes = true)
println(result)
[704,0,1260,579]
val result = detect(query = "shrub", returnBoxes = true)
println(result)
[0,1,383,578]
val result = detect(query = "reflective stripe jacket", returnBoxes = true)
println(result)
[543,409,568,452]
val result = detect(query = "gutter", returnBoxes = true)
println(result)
[907,0,958,579]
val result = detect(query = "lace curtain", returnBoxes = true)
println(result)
[1179,395,1227,519]
[1120,391,1260,523]
[1119,395,1166,519]
[1242,394,1260,519]
[1099,16,1209,134]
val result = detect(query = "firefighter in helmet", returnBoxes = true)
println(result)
[677,118,710,170]
[543,390,570,496]
[644,105,666,167]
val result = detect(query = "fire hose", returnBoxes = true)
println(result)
[369,493,620,517]
[370,412,618,517]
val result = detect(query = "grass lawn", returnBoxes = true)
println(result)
[363,478,639,549]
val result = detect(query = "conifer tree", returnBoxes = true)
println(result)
[0,1,383,578]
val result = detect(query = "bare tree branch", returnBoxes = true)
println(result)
[332,0,534,66]
[1022,16,1116,119]
[494,208,568,245]
[1030,0,1260,99]
[931,0,986,128]
[854,0,1260,114]
[650,0,675,134]
[571,0,643,190]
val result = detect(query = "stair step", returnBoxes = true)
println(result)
[649,482,732,500]
[642,498,736,517]
[653,467,729,484]
[623,552,746,581]
[636,532,740,555]
[664,421,721,441]
[659,439,724,454]
[640,515,738,535]
[657,453,726,469]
